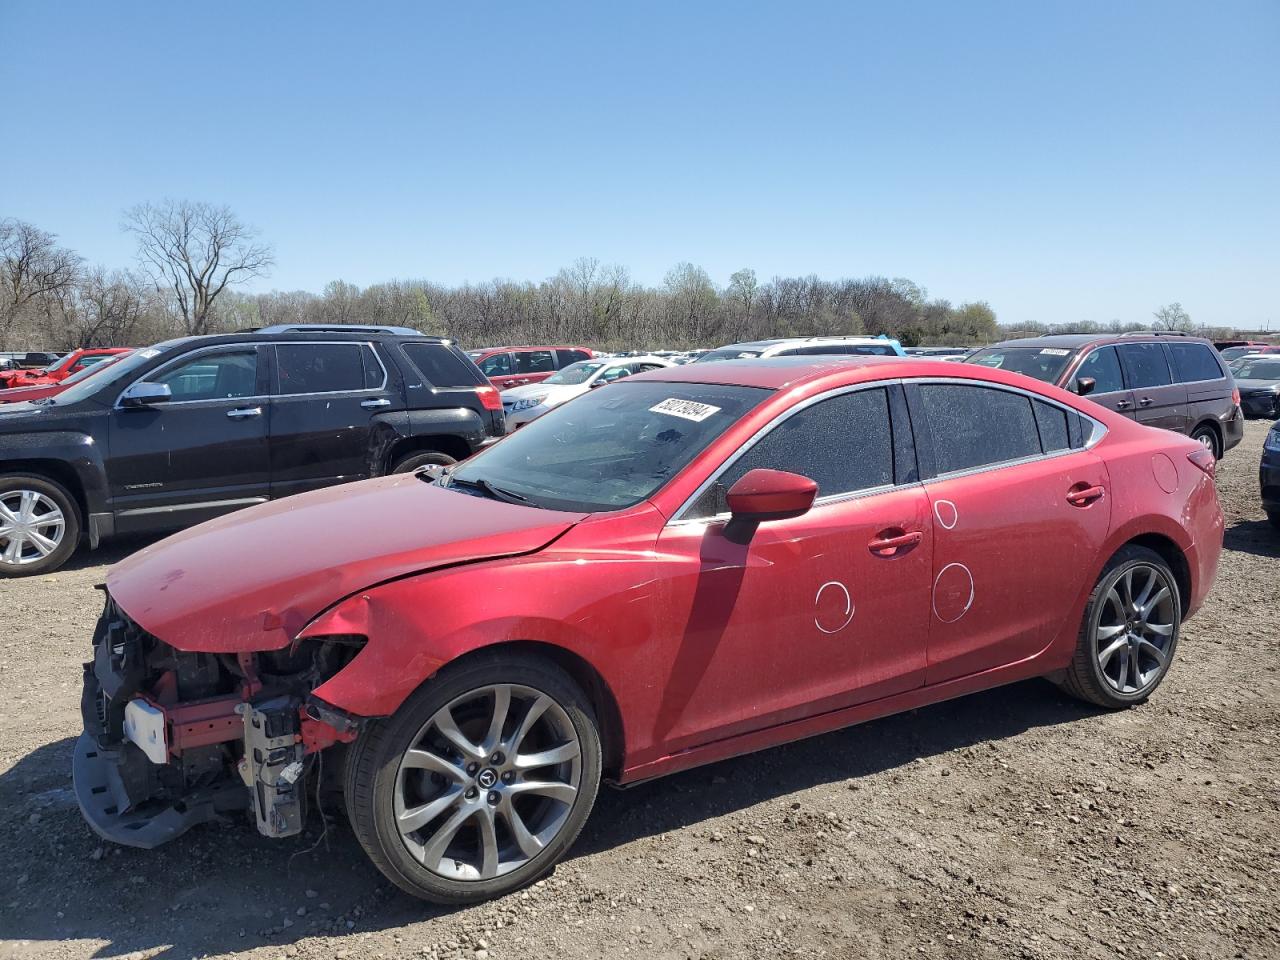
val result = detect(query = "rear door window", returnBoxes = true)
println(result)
[687,387,894,518]
[557,349,591,366]
[1117,343,1172,388]
[918,384,1041,474]
[516,350,556,374]
[1168,343,1225,383]
[1075,346,1125,394]
[1032,399,1071,452]
[275,343,366,394]
[402,343,482,387]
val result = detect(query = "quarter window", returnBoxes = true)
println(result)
[918,384,1040,474]
[686,388,895,519]
[1075,346,1125,394]
[557,349,591,366]
[145,350,259,401]
[276,343,367,394]
[402,343,481,387]
[1117,343,1172,388]
[1168,343,1225,383]
[1032,399,1070,452]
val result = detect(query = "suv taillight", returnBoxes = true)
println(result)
[475,384,503,411]
[1187,448,1216,478]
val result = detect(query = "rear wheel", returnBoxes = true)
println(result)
[1190,424,1221,460]
[1058,545,1181,708]
[391,450,457,474]
[0,474,81,577]
[344,653,601,904]
[1267,510,1280,531]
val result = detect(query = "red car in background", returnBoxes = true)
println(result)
[76,357,1221,905]
[0,347,132,389]
[0,350,131,403]
[466,345,594,390]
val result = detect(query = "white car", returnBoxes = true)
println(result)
[502,355,674,428]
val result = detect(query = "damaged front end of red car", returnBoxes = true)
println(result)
[73,588,364,848]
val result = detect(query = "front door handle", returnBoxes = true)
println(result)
[226,407,262,420]
[361,397,392,409]
[868,529,923,556]
[1066,483,1106,507]
[1115,399,1132,410]
[1138,396,1154,406]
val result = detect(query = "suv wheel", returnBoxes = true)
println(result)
[391,450,457,474]
[1267,510,1280,531]
[344,654,602,904]
[1190,424,1221,460]
[0,474,81,577]
[1058,545,1181,708]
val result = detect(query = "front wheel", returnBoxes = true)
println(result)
[344,654,602,904]
[1058,545,1181,708]
[0,474,81,577]
[391,450,457,475]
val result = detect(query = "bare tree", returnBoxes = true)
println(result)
[124,200,274,335]
[1152,302,1193,332]
[0,218,83,349]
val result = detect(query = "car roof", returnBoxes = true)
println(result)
[469,344,588,353]
[146,330,451,353]
[982,332,1215,350]
[714,336,896,350]
[627,354,1046,392]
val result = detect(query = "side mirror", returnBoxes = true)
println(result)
[120,381,173,408]
[723,468,818,544]
[1075,377,1096,397]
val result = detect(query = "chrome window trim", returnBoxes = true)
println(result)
[666,376,1107,526]
[270,340,388,397]
[114,343,268,410]
[668,380,903,526]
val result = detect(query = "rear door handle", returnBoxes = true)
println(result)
[1114,399,1132,409]
[226,407,262,420]
[1066,484,1106,506]
[868,529,923,555]
[1138,397,1154,406]
[361,398,392,409]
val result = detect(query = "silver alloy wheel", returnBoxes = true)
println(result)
[1197,432,1214,452]
[393,683,582,881]
[0,489,66,565]
[1095,563,1176,694]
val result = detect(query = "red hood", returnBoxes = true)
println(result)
[107,476,585,652]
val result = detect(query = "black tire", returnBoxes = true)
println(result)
[343,652,602,904]
[391,450,457,475]
[1267,510,1280,531]
[1058,545,1181,709]
[0,474,81,577]
[1190,423,1222,460]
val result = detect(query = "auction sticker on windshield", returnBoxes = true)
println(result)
[1040,348,1071,356]
[650,398,722,422]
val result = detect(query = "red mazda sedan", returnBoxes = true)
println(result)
[75,357,1222,904]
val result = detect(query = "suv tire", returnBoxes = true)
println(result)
[391,450,457,474]
[0,474,81,577]
[1058,545,1181,709]
[1190,423,1221,460]
[344,653,602,904]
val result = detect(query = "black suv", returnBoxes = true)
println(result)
[966,332,1244,459]
[0,325,504,576]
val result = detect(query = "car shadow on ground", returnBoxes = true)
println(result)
[1,678,1096,959]
[1223,518,1280,559]
[57,533,166,574]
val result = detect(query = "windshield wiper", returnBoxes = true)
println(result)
[448,475,531,506]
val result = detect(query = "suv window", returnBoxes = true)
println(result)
[918,384,1040,474]
[686,388,894,519]
[276,343,367,394]
[1117,343,1172,388]
[402,342,481,387]
[147,349,259,402]
[1168,343,1225,383]
[557,349,591,366]
[477,352,513,377]
[1075,346,1124,394]
[516,350,556,374]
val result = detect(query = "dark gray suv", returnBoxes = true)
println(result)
[966,332,1243,458]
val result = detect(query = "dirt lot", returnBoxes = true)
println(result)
[2,421,1277,960]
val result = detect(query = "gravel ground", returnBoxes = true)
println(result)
[2,421,1277,960]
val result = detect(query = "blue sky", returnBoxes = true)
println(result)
[3,1,1277,328]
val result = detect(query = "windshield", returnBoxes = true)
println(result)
[60,354,126,384]
[544,361,606,385]
[39,355,74,374]
[47,346,172,405]
[965,346,1075,384]
[696,348,763,363]
[1221,346,1260,361]
[1232,358,1280,380]
[448,380,769,511]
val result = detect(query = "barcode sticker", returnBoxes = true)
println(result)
[1040,348,1070,356]
[649,398,722,422]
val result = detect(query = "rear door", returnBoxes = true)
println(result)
[108,345,271,532]
[268,341,398,498]
[1072,345,1135,418]
[1117,342,1187,433]
[907,381,1111,684]
[513,348,558,386]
